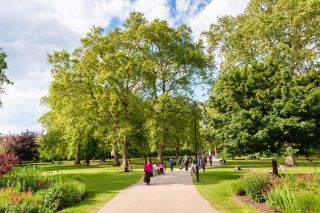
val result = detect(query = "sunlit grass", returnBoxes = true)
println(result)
[194,158,319,213]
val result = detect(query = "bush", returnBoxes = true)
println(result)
[241,174,271,202]
[0,187,49,212]
[284,192,320,213]
[1,166,43,192]
[268,185,295,210]
[0,167,87,212]
[268,174,320,212]
[37,177,86,211]
[230,180,246,196]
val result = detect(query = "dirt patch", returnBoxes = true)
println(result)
[236,196,279,213]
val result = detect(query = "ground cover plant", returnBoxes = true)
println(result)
[0,166,87,212]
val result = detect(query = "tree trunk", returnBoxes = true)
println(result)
[272,159,279,177]
[214,145,218,157]
[86,157,90,166]
[122,137,129,172]
[113,146,120,166]
[157,144,164,164]
[175,139,180,159]
[74,140,81,165]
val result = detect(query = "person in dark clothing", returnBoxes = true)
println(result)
[169,158,174,172]
[183,155,189,171]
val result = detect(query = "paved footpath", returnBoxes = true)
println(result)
[98,169,217,213]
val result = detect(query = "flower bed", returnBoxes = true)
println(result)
[0,167,86,212]
[232,173,320,212]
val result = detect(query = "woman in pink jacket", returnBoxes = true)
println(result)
[144,158,153,185]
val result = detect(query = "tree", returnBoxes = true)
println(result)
[205,0,320,176]
[8,134,40,165]
[0,48,13,106]
[37,129,68,161]
[138,15,211,164]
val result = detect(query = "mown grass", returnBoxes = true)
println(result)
[194,158,320,213]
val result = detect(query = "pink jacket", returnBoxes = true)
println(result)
[144,162,153,172]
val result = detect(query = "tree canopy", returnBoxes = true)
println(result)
[205,0,320,176]
[40,12,209,168]
[0,48,12,107]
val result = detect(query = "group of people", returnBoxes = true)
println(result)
[143,158,167,185]
[177,154,210,173]
[143,154,216,185]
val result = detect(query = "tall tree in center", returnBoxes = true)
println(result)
[140,16,210,163]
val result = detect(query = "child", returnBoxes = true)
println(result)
[159,163,164,174]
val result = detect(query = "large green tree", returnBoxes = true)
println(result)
[138,16,211,164]
[205,0,320,176]
[0,48,12,106]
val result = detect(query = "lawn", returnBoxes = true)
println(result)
[36,161,143,213]
[194,158,320,213]
[27,157,319,213]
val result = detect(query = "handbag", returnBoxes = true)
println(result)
[150,172,153,177]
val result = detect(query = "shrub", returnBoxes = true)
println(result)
[230,180,246,196]
[0,153,18,176]
[0,187,49,212]
[268,185,295,210]
[241,174,271,202]
[1,166,43,192]
[284,192,320,213]
[37,177,86,211]
[268,174,320,212]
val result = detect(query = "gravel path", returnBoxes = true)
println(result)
[98,169,217,213]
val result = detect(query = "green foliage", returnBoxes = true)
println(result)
[267,185,295,210]
[205,0,320,175]
[241,174,271,202]
[0,187,48,213]
[284,193,320,213]
[1,167,43,192]
[268,174,320,211]
[37,178,86,211]
[0,166,87,212]
[40,11,211,166]
[230,179,245,196]
[245,153,261,160]
[0,48,13,107]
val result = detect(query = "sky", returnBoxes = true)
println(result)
[0,0,249,134]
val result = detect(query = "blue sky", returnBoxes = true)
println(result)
[0,0,249,134]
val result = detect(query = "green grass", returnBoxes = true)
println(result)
[194,168,259,213]
[194,158,320,213]
[19,157,319,213]
[32,162,143,213]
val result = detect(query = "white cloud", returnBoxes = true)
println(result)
[177,0,250,39]
[0,0,248,134]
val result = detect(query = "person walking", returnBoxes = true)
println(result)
[144,158,153,185]
[201,156,206,172]
[183,155,189,171]
[178,156,182,169]
[169,158,174,172]
[209,155,213,166]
